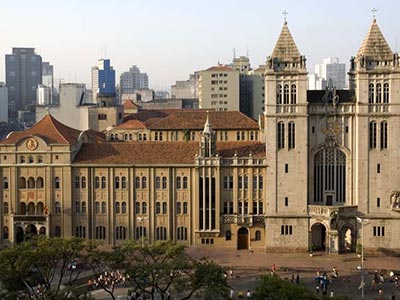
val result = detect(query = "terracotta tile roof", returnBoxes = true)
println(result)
[148,110,259,130]
[357,18,393,60]
[0,114,81,145]
[123,100,141,109]
[206,65,234,72]
[73,141,265,165]
[271,21,301,60]
[123,109,179,127]
[113,119,146,130]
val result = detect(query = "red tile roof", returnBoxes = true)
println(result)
[73,141,265,165]
[0,114,81,145]
[123,109,179,127]
[123,100,141,109]
[113,119,146,130]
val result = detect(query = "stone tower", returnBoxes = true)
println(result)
[264,21,309,252]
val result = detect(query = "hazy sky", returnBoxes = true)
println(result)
[0,0,399,90]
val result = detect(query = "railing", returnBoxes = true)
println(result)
[276,105,297,114]
[368,104,389,113]
[221,214,265,225]
[13,215,47,222]
[308,205,358,218]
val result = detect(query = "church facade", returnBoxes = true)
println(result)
[1,18,400,254]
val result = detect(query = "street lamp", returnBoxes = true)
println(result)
[356,217,369,300]
[137,216,148,248]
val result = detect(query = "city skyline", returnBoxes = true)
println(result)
[1,0,399,90]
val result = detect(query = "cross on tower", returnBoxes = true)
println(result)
[282,10,288,23]
[371,8,378,19]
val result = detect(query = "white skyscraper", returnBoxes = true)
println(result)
[314,57,346,89]
[37,84,51,105]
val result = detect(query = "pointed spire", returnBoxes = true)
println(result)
[203,111,213,134]
[271,21,301,60]
[357,18,393,60]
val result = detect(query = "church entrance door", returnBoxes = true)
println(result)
[237,227,249,250]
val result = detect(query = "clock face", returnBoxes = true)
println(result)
[26,138,38,151]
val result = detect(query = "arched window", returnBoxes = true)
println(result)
[3,177,9,189]
[162,202,167,214]
[101,202,107,213]
[115,202,120,214]
[95,176,100,189]
[376,83,382,103]
[95,226,106,240]
[236,131,241,141]
[121,202,127,214]
[20,177,26,189]
[75,226,86,238]
[36,177,44,189]
[20,202,26,215]
[143,133,147,141]
[255,230,261,241]
[55,202,61,214]
[28,156,34,163]
[162,176,167,189]
[183,176,188,189]
[138,133,142,141]
[156,202,161,214]
[135,176,140,188]
[95,202,100,214]
[114,177,120,189]
[283,84,289,104]
[225,230,232,241]
[124,133,128,141]
[121,176,127,189]
[380,121,388,149]
[3,202,9,214]
[136,226,147,239]
[277,122,285,149]
[75,201,80,213]
[3,226,9,239]
[142,202,147,214]
[183,202,188,214]
[383,83,389,103]
[55,226,61,237]
[155,176,161,189]
[369,121,377,149]
[129,134,133,140]
[81,201,87,214]
[54,177,60,189]
[176,177,181,189]
[20,156,25,163]
[141,176,147,189]
[116,226,127,240]
[277,84,282,104]
[135,202,141,214]
[177,226,188,241]
[75,176,80,188]
[28,177,35,189]
[288,122,295,150]
[176,202,182,214]
[101,176,106,189]
[81,176,86,189]
[368,84,375,103]
[290,84,297,104]
[156,226,167,240]
[37,156,43,163]
[37,202,44,215]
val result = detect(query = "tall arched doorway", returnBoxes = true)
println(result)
[16,226,24,243]
[25,224,37,240]
[339,225,355,253]
[237,227,249,250]
[311,223,327,251]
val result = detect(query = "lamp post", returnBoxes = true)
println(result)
[137,216,148,248]
[356,217,369,300]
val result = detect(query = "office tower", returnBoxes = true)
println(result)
[36,84,51,106]
[315,57,346,89]
[91,59,116,102]
[0,82,8,123]
[5,48,42,116]
[42,62,54,104]
[120,66,149,96]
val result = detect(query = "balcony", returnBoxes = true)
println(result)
[221,214,265,226]
[308,205,358,219]
[13,215,47,222]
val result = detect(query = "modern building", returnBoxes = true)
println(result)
[119,66,149,96]
[307,73,326,90]
[314,57,346,89]
[36,84,51,106]
[0,82,8,123]
[249,65,265,120]
[5,48,42,117]
[171,73,198,99]
[42,62,54,105]
[134,89,154,102]
[155,91,170,99]
[91,59,116,102]
[2,18,400,256]
[198,65,240,111]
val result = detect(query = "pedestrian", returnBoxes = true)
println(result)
[229,268,233,278]
[296,273,300,284]
[291,274,295,284]
[378,288,384,300]
[315,285,320,294]
[330,290,334,298]
[272,264,277,273]
[246,290,251,299]
[230,288,235,299]
[392,292,396,300]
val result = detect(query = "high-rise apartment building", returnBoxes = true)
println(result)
[5,48,42,116]
[198,65,240,111]
[91,59,116,102]
[171,73,198,99]
[314,57,346,89]
[120,66,149,96]
[0,82,8,123]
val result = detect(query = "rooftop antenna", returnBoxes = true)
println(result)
[396,36,398,53]
[282,10,288,24]
[246,47,249,58]
[233,48,236,60]
[371,8,377,20]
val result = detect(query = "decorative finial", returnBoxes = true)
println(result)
[371,8,377,20]
[282,10,288,24]
[45,105,50,114]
